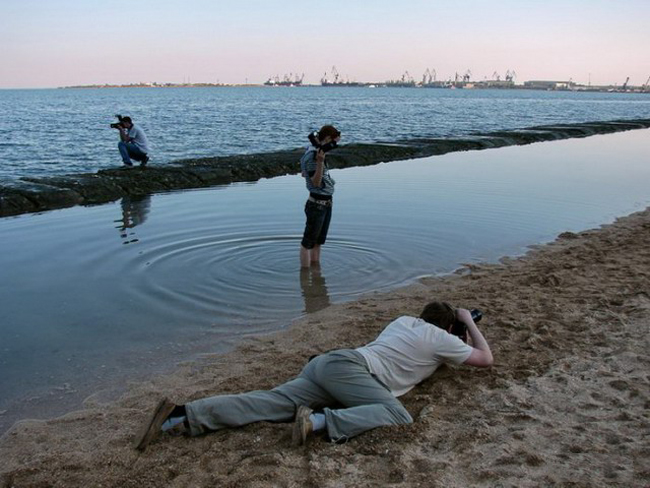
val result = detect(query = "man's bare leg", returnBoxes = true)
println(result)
[310,245,321,264]
[300,245,311,268]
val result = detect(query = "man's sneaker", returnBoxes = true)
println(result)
[292,405,313,446]
[134,397,176,451]
[140,155,149,167]
[165,420,189,437]
[123,161,133,167]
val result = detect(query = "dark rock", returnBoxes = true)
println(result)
[2,118,649,218]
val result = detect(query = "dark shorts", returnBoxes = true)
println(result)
[301,199,332,249]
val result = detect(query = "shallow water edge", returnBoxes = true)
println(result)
[2,118,649,217]
[2,205,649,487]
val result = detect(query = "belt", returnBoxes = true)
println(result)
[308,196,333,206]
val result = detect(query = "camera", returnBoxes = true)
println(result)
[450,309,483,343]
[308,131,338,153]
[110,114,126,129]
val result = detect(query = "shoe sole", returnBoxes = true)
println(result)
[134,398,175,451]
[291,405,313,446]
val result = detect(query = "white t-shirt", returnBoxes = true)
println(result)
[128,124,150,154]
[356,316,473,397]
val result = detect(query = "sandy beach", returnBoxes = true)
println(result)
[1,204,649,487]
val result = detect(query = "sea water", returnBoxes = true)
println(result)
[0,86,649,181]
[0,128,649,434]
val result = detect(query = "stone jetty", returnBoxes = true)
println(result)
[1,118,649,217]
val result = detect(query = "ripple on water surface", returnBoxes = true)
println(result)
[1,129,650,434]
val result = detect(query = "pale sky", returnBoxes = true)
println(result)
[1,0,648,88]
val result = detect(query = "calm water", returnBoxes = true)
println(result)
[0,128,649,434]
[0,87,649,182]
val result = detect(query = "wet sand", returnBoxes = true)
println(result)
[1,205,650,487]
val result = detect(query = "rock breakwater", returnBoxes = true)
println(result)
[1,119,649,217]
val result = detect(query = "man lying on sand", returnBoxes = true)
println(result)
[136,301,493,450]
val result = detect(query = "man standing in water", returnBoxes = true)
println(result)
[299,125,341,268]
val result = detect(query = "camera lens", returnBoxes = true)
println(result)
[470,309,483,323]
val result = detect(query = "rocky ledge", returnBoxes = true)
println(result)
[1,118,649,218]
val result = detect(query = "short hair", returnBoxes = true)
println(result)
[318,125,341,141]
[419,301,456,330]
[122,116,132,124]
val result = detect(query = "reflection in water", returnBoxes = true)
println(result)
[2,129,650,435]
[300,265,331,314]
[114,195,151,245]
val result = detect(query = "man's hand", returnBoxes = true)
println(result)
[119,128,130,143]
[456,308,473,325]
[315,149,325,164]
[459,308,494,368]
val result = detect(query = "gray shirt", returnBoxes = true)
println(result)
[356,316,473,397]
[300,147,335,196]
[127,124,150,154]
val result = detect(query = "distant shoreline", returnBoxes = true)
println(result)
[1,118,649,218]
[57,82,650,94]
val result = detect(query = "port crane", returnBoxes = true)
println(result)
[462,70,472,82]
[265,72,304,86]
[283,73,302,84]
[505,70,517,82]
[421,69,438,86]
[422,68,434,85]
[321,66,341,84]
[492,71,501,81]
[643,75,650,91]
[622,76,630,90]
[330,66,340,83]
[401,71,414,83]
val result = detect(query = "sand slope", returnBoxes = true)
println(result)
[1,207,649,487]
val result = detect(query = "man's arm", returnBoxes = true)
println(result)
[119,128,130,143]
[310,150,325,188]
[457,308,493,368]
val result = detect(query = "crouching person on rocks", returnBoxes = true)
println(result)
[113,116,150,167]
[135,301,493,450]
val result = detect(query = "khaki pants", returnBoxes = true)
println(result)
[185,349,413,441]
